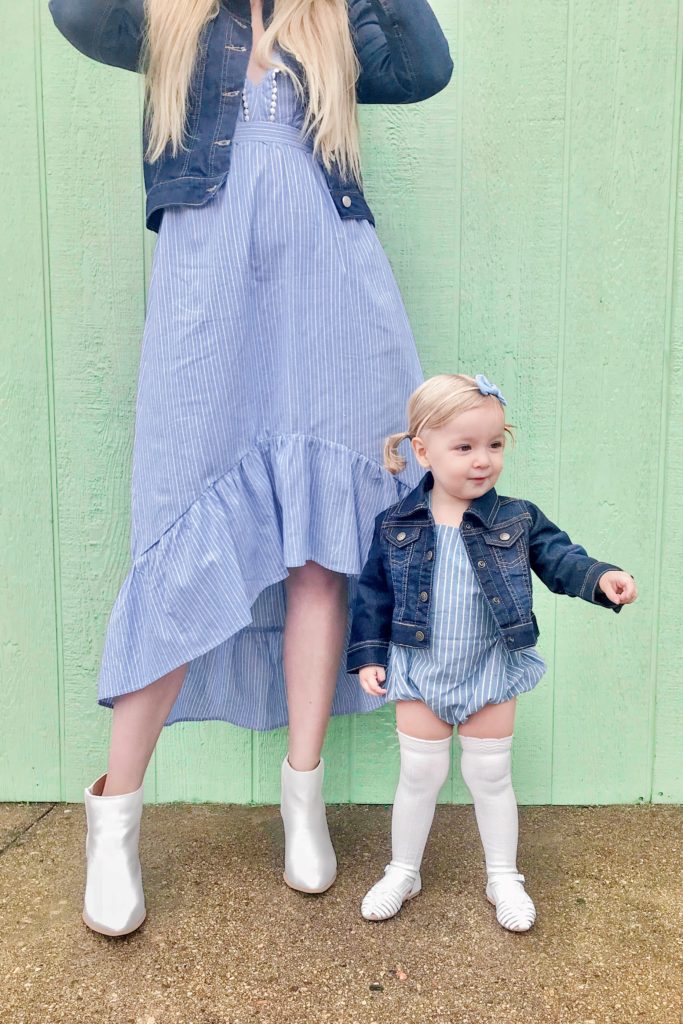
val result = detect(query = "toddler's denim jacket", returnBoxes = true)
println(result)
[347,472,622,673]
[48,0,453,232]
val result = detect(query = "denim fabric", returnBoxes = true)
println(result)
[347,472,623,672]
[48,0,454,231]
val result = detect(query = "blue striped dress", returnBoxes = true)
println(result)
[385,521,547,725]
[97,63,423,729]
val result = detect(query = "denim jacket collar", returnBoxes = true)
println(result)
[393,471,501,528]
[465,487,501,528]
[392,471,434,519]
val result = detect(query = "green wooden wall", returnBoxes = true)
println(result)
[2,0,682,805]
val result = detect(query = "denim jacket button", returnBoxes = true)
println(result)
[507,637,514,645]
[477,559,486,568]
[499,532,511,541]
[396,531,406,541]
[419,591,429,602]
[426,550,434,560]
[464,523,472,530]
[415,630,425,641]
[341,195,352,208]
[492,597,501,604]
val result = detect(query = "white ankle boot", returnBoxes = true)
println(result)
[83,773,146,936]
[280,757,337,894]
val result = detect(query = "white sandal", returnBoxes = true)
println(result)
[361,864,421,921]
[485,873,536,932]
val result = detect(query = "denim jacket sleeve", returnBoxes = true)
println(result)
[347,513,395,672]
[48,0,454,101]
[349,0,453,103]
[526,502,623,612]
[48,0,145,73]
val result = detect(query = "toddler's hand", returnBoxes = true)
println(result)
[598,570,638,606]
[359,665,387,697]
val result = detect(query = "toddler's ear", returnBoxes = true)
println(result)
[411,435,430,468]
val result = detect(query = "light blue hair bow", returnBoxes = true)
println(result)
[474,373,507,406]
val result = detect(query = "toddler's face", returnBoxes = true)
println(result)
[412,400,506,501]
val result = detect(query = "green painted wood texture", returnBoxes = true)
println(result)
[2,0,681,804]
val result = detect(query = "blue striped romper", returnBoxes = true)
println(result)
[385,508,547,725]
[97,63,423,729]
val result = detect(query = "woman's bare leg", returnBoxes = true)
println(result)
[279,561,347,892]
[283,561,348,770]
[103,665,187,795]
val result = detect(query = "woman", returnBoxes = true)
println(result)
[49,0,453,936]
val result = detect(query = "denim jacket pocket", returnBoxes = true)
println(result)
[482,522,527,570]
[384,525,422,617]
[384,525,422,549]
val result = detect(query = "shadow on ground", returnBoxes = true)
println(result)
[1,803,682,1023]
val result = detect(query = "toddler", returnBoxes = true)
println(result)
[347,374,637,931]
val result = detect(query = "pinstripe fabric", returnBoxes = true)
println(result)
[96,66,423,729]
[385,524,547,725]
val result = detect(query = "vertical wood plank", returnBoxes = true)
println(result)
[552,0,678,802]
[39,10,149,800]
[0,2,61,800]
[652,2,683,803]
[360,2,461,381]
[252,725,288,804]
[155,722,252,803]
[456,0,570,802]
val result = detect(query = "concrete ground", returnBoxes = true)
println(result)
[1,803,682,1024]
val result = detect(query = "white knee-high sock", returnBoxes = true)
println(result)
[459,734,519,881]
[390,730,452,875]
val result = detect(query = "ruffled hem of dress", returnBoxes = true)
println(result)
[97,433,413,730]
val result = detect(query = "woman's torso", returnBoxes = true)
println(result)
[47,0,454,232]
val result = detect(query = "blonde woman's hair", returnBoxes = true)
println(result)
[384,375,513,475]
[143,0,362,183]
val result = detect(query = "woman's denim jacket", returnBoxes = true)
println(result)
[48,0,453,232]
[347,472,623,673]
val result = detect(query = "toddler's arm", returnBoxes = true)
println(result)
[347,513,395,673]
[526,502,630,611]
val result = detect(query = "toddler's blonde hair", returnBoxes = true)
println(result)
[384,374,513,475]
